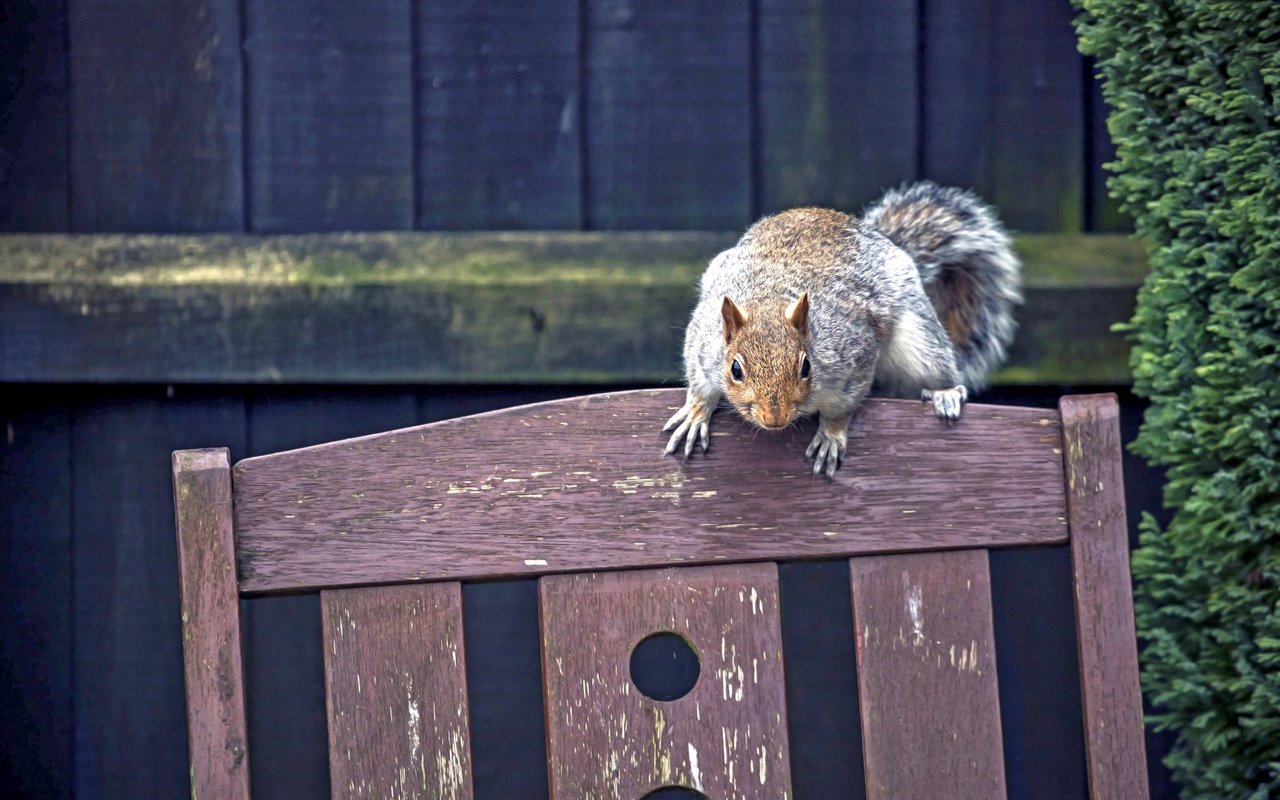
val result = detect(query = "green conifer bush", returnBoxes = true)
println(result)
[1074,2,1279,796]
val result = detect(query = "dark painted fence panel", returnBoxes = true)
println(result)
[922,0,1084,233]
[758,0,918,216]
[585,0,752,229]
[0,0,68,232]
[68,0,243,232]
[71,391,246,799]
[416,0,582,229]
[246,0,413,232]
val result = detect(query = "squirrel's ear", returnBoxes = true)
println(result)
[721,296,748,343]
[785,292,810,333]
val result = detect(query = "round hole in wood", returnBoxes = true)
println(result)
[629,631,700,701]
[639,787,709,800]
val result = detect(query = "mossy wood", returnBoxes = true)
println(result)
[0,232,1144,384]
[173,390,1146,796]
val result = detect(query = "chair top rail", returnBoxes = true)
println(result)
[231,389,1068,594]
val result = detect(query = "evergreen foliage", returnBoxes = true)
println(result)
[1074,2,1280,796]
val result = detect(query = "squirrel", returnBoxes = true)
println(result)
[663,181,1022,477]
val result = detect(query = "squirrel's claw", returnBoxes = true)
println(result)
[663,397,713,458]
[922,385,968,424]
[806,424,847,479]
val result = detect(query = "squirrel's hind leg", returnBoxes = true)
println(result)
[805,412,851,479]
[921,385,967,423]
[663,389,720,458]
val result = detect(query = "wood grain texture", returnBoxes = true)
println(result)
[242,390,419,799]
[758,0,917,214]
[1060,394,1148,799]
[850,550,1006,800]
[246,0,412,232]
[586,0,751,229]
[322,582,473,800]
[73,392,246,798]
[0,396,72,798]
[68,0,242,231]
[0,0,68,231]
[0,231,1143,384]
[232,391,1067,593]
[416,0,580,229]
[540,564,791,798]
[172,449,251,800]
[922,0,1083,232]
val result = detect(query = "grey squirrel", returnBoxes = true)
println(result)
[663,181,1022,477]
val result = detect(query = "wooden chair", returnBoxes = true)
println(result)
[172,390,1148,799]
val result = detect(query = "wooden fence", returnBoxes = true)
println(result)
[3,0,1121,236]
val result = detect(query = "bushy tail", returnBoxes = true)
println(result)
[862,181,1022,389]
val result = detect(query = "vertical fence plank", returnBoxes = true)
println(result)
[1060,394,1149,799]
[246,0,412,232]
[850,550,1006,800]
[242,389,418,799]
[758,0,917,215]
[68,0,243,231]
[72,390,246,799]
[540,563,793,799]
[0,397,72,798]
[322,582,474,799]
[922,0,1083,232]
[417,0,581,229]
[586,0,751,229]
[173,448,251,799]
[0,0,69,231]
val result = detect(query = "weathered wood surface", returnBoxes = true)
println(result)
[0,231,1144,384]
[586,0,751,229]
[0,0,68,231]
[68,0,243,231]
[231,390,1067,594]
[1060,394,1149,799]
[322,582,473,800]
[0,395,72,798]
[246,0,412,232]
[416,0,581,229]
[922,0,1084,232]
[172,449,251,800]
[540,564,791,798]
[850,550,1006,800]
[758,0,917,214]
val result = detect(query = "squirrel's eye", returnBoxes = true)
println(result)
[730,358,744,382]
[800,354,811,379]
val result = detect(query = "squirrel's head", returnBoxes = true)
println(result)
[721,293,813,430]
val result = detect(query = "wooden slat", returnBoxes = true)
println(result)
[68,0,242,231]
[231,391,1067,593]
[586,0,751,229]
[416,0,580,229]
[540,564,792,798]
[0,231,1144,385]
[0,0,68,231]
[922,0,1083,232]
[241,390,420,799]
[322,582,473,799]
[1060,394,1148,799]
[172,449,251,800]
[850,550,1006,799]
[246,0,412,232]
[758,0,917,214]
[0,397,72,798]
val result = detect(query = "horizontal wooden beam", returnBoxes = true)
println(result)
[0,232,1143,384]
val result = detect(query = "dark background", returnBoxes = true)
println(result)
[1,0,1171,798]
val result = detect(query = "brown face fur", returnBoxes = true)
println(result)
[721,295,812,430]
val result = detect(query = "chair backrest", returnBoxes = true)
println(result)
[172,390,1148,799]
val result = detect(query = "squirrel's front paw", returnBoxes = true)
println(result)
[805,417,849,479]
[921,385,968,423]
[663,396,714,458]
